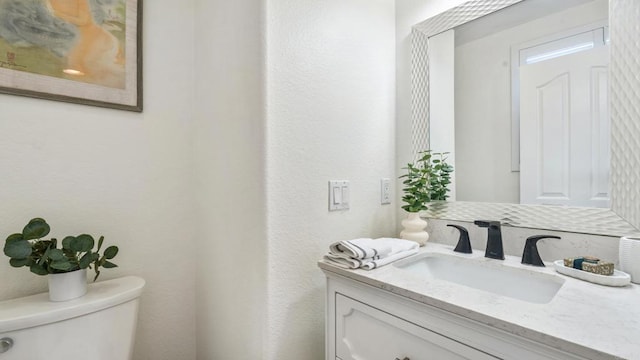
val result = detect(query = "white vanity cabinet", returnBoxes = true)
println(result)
[335,293,497,360]
[324,272,588,360]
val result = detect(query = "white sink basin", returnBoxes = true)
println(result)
[394,253,565,304]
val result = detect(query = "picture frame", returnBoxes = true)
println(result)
[0,0,143,112]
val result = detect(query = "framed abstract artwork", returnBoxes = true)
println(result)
[0,0,142,112]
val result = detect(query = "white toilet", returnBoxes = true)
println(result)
[0,276,145,360]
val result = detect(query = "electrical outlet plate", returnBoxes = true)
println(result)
[381,178,391,205]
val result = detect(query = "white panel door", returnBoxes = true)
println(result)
[335,294,497,360]
[520,47,610,207]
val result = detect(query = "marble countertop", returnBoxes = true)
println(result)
[318,242,640,360]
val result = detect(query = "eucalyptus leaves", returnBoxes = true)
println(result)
[3,218,118,281]
[400,150,454,213]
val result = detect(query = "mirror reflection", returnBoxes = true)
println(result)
[448,0,609,207]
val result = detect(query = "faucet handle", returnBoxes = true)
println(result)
[447,224,472,254]
[521,235,561,267]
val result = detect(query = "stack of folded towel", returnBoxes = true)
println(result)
[324,237,419,270]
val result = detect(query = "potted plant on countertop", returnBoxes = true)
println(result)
[3,218,119,301]
[399,150,454,246]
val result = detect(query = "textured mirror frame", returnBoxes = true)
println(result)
[410,0,640,236]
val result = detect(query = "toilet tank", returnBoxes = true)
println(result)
[0,276,145,360]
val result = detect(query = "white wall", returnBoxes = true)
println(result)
[194,0,396,359]
[265,0,396,358]
[193,0,268,359]
[1,1,398,359]
[455,0,608,203]
[0,1,197,359]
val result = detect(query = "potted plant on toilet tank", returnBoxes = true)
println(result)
[3,218,119,301]
[399,150,453,246]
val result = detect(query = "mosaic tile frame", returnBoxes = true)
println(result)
[411,0,640,236]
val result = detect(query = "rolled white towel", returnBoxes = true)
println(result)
[326,238,419,269]
[323,254,369,269]
[323,252,383,269]
[329,238,401,259]
[375,237,419,256]
[360,248,419,270]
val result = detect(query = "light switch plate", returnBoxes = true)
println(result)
[329,180,350,211]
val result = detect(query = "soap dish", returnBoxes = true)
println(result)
[553,260,631,287]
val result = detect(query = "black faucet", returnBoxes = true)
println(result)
[474,220,504,260]
[447,224,472,254]
[521,235,560,266]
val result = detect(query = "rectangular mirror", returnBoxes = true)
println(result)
[410,0,640,236]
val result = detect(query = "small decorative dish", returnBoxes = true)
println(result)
[553,260,631,287]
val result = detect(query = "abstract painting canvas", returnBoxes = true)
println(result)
[0,0,142,111]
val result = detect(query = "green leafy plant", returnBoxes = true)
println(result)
[3,218,119,281]
[429,151,454,201]
[399,150,454,212]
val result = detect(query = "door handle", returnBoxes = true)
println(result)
[395,358,410,360]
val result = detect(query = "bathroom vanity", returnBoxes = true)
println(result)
[319,243,640,360]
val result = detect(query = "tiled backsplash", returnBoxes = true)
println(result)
[427,218,621,265]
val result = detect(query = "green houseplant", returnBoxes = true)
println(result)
[3,218,119,283]
[399,150,453,211]
[399,150,454,245]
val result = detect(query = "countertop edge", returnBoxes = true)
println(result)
[317,258,626,360]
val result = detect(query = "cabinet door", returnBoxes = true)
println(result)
[335,294,498,360]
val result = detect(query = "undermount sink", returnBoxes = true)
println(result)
[394,253,565,304]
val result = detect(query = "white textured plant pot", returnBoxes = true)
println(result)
[619,236,640,284]
[48,268,88,302]
[400,212,429,246]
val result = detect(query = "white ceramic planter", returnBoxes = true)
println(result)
[48,268,88,302]
[619,236,640,284]
[400,212,429,246]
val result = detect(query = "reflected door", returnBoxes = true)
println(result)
[520,47,610,207]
